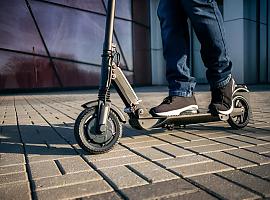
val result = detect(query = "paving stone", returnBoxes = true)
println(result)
[213,137,254,148]
[153,134,189,144]
[120,136,156,144]
[190,174,260,199]
[263,152,270,157]
[0,182,31,200]
[157,155,212,169]
[218,170,270,197]
[88,155,147,169]
[189,143,236,154]
[230,135,269,145]
[123,140,167,149]
[25,144,48,157]
[245,145,270,154]
[133,147,172,161]
[0,153,25,167]
[82,192,122,200]
[28,154,76,163]
[202,132,236,139]
[171,161,233,177]
[242,164,270,179]
[154,144,195,157]
[0,164,25,175]
[100,166,148,189]
[56,156,92,174]
[225,149,270,165]
[85,149,135,162]
[0,143,24,153]
[190,130,224,136]
[0,172,28,185]
[161,190,218,200]
[34,180,113,200]
[176,139,218,149]
[121,178,198,200]
[171,132,204,141]
[29,161,61,180]
[128,161,178,183]
[33,171,102,191]
[261,136,270,142]
[239,130,270,139]
[205,151,257,169]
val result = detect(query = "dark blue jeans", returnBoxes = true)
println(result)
[158,0,232,97]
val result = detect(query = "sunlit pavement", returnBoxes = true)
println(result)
[1,86,270,199]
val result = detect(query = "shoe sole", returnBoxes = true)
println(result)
[154,105,199,117]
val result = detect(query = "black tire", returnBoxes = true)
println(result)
[74,107,122,154]
[228,95,250,129]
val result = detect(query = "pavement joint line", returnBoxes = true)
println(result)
[238,167,270,183]
[173,131,206,141]
[80,155,127,200]
[120,143,223,200]
[183,176,226,200]
[180,129,240,147]
[54,160,66,175]
[125,165,154,184]
[227,135,270,145]
[181,129,267,152]
[210,138,255,149]
[197,151,254,170]
[242,146,270,156]
[14,97,35,200]
[214,173,265,198]
[148,134,191,149]
[152,146,178,158]
[222,151,266,165]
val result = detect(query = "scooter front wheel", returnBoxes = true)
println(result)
[74,107,122,154]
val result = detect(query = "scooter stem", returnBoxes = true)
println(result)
[97,0,116,133]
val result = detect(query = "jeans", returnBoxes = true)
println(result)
[157,0,232,97]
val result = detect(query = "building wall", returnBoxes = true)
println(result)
[0,0,151,90]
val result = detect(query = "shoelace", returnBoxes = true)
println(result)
[162,96,176,104]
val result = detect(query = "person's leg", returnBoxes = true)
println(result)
[151,0,198,116]
[181,0,235,115]
[158,0,196,97]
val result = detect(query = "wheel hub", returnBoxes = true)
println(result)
[86,118,114,144]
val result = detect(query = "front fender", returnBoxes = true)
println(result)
[82,100,126,123]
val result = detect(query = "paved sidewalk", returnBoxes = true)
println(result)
[1,86,270,199]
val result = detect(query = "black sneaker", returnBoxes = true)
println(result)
[209,78,235,115]
[150,95,198,116]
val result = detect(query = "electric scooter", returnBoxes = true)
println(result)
[74,0,251,154]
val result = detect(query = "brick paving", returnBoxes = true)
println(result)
[1,86,270,199]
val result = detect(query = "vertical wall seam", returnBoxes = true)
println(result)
[256,0,261,83]
[24,0,63,87]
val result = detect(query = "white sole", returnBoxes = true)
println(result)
[155,105,199,117]
[218,104,234,115]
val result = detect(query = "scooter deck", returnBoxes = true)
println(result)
[136,107,243,129]
[153,112,221,128]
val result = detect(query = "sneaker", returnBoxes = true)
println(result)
[209,78,235,115]
[150,95,198,117]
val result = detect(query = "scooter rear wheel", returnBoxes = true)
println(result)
[228,95,250,129]
[74,107,122,154]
